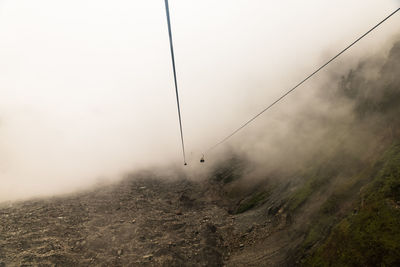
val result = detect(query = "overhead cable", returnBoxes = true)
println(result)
[206,7,400,154]
[164,0,187,165]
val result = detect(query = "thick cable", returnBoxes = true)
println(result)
[164,0,187,165]
[206,8,400,153]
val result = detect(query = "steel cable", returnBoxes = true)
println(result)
[164,0,187,165]
[205,8,400,154]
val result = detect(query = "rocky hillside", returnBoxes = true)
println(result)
[0,175,232,266]
[1,40,400,267]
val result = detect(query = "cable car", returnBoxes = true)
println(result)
[200,155,205,163]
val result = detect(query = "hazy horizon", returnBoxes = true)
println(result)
[0,0,399,201]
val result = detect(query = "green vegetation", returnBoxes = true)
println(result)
[294,42,400,265]
[298,162,385,251]
[286,173,327,213]
[236,191,270,214]
[286,150,363,214]
[303,142,400,266]
[212,157,244,184]
[339,42,400,123]
[320,193,342,215]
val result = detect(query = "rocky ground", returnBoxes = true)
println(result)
[0,171,287,267]
[3,39,400,267]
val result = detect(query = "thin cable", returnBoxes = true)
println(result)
[164,0,187,165]
[206,8,400,153]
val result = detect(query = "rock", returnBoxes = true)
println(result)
[239,243,244,249]
[143,254,153,260]
[117,249,123,256]
[131,219,136,224]
[175,210,182,215]
[206,223,217,233]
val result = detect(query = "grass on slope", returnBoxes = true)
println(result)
[303,142,400,267]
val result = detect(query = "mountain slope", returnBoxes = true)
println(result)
[1,40,400,267]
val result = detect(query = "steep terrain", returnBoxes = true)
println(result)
[0,175,231,266]
[1,40,400,266]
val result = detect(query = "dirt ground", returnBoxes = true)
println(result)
[0,173,291,267]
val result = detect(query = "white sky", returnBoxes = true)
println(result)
[0,0,399,201]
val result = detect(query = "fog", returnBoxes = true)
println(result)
[0,0,399,201]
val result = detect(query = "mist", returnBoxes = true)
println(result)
[0,0,399,202]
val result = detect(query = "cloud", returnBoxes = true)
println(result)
[0,0,399,201]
